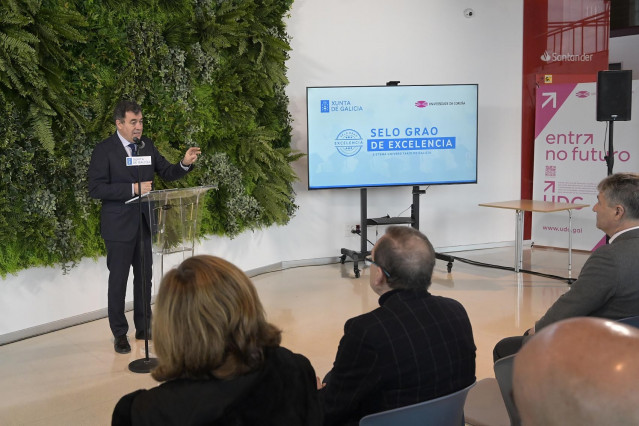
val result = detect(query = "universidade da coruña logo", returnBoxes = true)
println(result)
[334,129,363,157]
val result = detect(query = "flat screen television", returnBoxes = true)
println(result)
[306,84,478,189]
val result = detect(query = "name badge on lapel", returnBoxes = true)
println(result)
[126,156,152,166]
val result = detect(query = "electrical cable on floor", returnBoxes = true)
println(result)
[348,229,574,284]
[447,255,575,284]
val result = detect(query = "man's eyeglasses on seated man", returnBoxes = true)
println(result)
[364,257,391,278]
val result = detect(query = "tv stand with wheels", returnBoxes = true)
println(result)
[340,186,454,278]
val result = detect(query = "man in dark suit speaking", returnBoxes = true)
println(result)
[88,100,200,354]
[319,226,476,425]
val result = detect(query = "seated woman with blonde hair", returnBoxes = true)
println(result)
[112,255,322,425]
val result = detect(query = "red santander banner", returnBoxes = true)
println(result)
[521,0,610,240]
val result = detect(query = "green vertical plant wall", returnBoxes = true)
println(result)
[0,0,299,276]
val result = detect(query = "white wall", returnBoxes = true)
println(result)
[609,33,639,77]
[0,0,525,341]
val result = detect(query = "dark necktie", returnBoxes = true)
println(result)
[128,143,138,156]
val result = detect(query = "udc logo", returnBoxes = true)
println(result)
[334,129,363,157]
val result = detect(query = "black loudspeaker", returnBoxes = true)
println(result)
[597,70,632,121]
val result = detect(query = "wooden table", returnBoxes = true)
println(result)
[479,200,589,278]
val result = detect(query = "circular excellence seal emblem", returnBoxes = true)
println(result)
[334,129,363,157]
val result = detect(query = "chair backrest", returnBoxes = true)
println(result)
[617,315,639,328]
[359,382,475,426]
[494,354,521,426]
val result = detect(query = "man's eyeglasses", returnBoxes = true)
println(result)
[365,257,391,278]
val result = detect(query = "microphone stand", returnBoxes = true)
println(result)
[129,139,158,374]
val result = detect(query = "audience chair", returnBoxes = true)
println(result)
[617,315,639,328]
[463,378,510,426]
[359,382,475,426]
[494,354,521,426]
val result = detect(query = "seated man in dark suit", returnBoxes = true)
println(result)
[494,172,639,362]
[513,317,639,426]
[319,226,476,426]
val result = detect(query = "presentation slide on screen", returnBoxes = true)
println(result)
[307,85,478,189]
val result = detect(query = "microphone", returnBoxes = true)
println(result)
[132,137,145,150]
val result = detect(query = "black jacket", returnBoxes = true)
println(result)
[88,133,190,242]
[320,288,476,425]
[112,346,322,425]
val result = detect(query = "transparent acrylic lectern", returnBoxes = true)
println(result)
[138,185,216,286]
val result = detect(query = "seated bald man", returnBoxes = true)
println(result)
[494,172,639,361]
[513,317,639,426]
